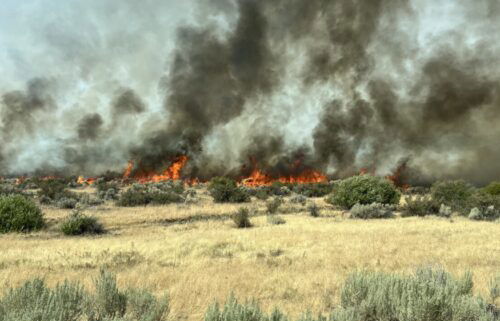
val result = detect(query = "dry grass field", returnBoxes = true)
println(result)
[0,187,498,321]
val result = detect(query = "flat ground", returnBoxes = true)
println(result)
[0,187,498,321]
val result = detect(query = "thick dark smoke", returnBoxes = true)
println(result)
[1,0,500,185]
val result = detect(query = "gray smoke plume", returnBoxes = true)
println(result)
[1,0,500,185]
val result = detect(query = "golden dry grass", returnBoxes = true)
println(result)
[0,189,498,321]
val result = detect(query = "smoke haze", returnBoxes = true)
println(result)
[1,0,500,185]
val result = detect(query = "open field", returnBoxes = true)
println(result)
[0,188,498,321]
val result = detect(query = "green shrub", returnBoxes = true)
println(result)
[60,211,104,236]
[266,197,282,214]
[326,175,400,209]
[117,189,150,207]
[401,196,440,217]
[307,203,320,217]
[117,185,185,207]
[466,192,500,221]
[0,278,86,321]
[0,195,44,233]
[0,183,24,197]
[431,180,475,214]
[350,203,393,219]
[205,268,497,321]
[232,208,252,228]
[294,183,333,198]
[57,197,78,209]
[483,182,500,196]
[37,179,75,201]
[336,267,495,321]
[0,270,169,321]
[150,192,184,205]
[255,189,270,201]
[208,177,250,203]
[205,295,288,321]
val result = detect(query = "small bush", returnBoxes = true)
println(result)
[150,192,184,205]
[267,182,292,196]
[266,197,282,214]
[60,211,104,236]
[326,175,400,209]
[255,189,270,201]
[208,177,250,203]
[37,179,75,202]
[232,208,252,228]
[117,184,185,207]
[401,196,440,217]
[307,203,320,217]
[0,195,44,233]
[56,197,78,209]
[267,215,286,225]
[117,189,150,207]
[290,195,307,205]
[431,180,475,214]
[483,182,500,196]
[350,203,393,219]
[466,192,500,221]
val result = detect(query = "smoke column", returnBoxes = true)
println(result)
[1,0,500,185]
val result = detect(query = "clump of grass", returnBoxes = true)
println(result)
[267,214,286,225]
[60,210,104,236]
[232,208,252,228]
[350,203,393,219]
[0,195,44,233]
[326,175,400,209]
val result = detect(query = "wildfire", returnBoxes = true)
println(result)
[241,161,327,187]
[77,176,96,185]
[386,162,410,190]
[123,156,189,183]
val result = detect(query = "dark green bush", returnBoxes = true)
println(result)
[307,203,320,217]
[60,211,104,236]
[401,196,440,217]
[37,179,75,201]
[255,189,270,201]
[117,189,151,207]
[326,175,400,209]
[0,195,44,233]
[350,203,394,219]
[466,192,500,221]
[431,180,475,214]
[208,177,250,203]
[483,182,500,196]
[294,183,334,198]
[116,184,185,207]
[232,208,252,228]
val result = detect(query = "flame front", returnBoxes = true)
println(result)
[124,156,189,183]
[241,161,327,186]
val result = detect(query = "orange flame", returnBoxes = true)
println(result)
[124,156,189,183]
[77,176,96,185]
[241,161,327,187]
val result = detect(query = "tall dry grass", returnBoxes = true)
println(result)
[0,190,498,320]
